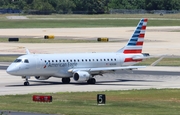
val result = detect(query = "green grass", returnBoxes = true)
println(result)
[0,56,17,62]
[0,14,180,28]
[26,14,180,19]
[0,89,180,115]
[136,58,180,66]
[0,19,180,28]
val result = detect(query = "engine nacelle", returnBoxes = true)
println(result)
[35,76,51,80]
[73,71,91,82]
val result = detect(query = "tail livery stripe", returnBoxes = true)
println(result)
[139,34,145,38]
[124,49,142,54]
[123,18,148,54]
[136,42,143,45]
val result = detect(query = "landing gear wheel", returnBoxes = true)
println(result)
[24,82,29,86]
[87,78,96,84]
[24,77,30,86]
[62,78,70,84]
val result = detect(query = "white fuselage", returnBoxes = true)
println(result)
[7,52,143,78]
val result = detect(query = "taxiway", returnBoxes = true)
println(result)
[1,66,180,95]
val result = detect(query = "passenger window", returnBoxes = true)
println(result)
[96,59,98,61]
[52,60,54,62]
[74,59,76,62]
[89,59,91,61]
[45,60,46,63]
[56,60,58,62]
[111,59,113,61]
[24,59,29,63]
[104,59,106,61]
[107,59,109,61]
[59,60,61,62]
[63,60,65,62]
[48,60,50,62]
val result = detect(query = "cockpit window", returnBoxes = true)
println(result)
[13,59,22,63]
[24,59,29,63]
[13,59,29,63]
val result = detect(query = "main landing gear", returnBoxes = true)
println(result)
[62,78,70,84]
[87,78,96,84]
[62,77,96,84]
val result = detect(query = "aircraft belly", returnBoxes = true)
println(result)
[53,68,72,77]
[122,62,139,66]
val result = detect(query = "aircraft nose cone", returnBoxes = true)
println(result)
[6,65,19,75]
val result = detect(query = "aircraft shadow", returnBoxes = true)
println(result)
[132,70,180,76]
[5,79,161,87]
[94,79,161,86]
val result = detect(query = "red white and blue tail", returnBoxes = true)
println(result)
[117,18,148,54]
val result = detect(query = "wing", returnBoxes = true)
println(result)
[68,66,146,74]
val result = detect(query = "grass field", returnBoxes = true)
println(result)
[136,57,180,66]
[0,14,180,28]
[0,89,180,115]
[0,19,179,28]
[25,14,180,19]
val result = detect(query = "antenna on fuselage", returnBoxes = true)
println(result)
[25,48,31,55]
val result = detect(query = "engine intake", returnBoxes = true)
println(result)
[73,71,91,82]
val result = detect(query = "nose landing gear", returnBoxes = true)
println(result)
[24,81,29,86]
[22,76,30,86]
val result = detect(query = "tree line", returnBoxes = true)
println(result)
[0,0,180,14]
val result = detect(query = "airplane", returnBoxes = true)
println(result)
[6,18,149,86]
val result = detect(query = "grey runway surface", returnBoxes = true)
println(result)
[1,66,180,95]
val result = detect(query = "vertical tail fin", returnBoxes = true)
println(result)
[25,48,31,54]
[117,18,148,54]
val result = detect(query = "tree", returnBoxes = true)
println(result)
[164,0,180,10]
[73,0,108,14]
[0,0,180,14]
[32,0,54,14]
[55,0,75,14]
[11,0,27,9]
[87,0,108,14]
[108,0,137,9]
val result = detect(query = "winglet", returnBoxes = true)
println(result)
[25,48,31,54]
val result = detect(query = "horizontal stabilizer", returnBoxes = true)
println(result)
[133,55,163,60]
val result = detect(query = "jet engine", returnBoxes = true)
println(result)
[73,71,91,82]
[35,76,51,80]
